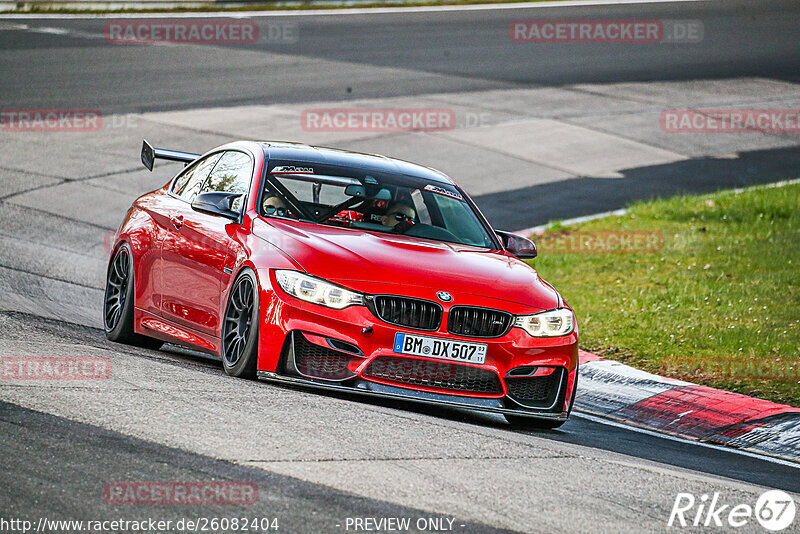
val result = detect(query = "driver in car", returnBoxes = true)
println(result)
[263,195,293,218]
[381,202,416,230]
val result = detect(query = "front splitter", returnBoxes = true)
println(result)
[257,371,568,420]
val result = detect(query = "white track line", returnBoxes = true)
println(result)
[573,412,800,470]
[518,208,629,235]
[515,177,800,234]
[0,0,710,19]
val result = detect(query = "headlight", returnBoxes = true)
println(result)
[275,270,364,309]
[514,308,574,337]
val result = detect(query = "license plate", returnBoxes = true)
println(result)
[393,333,487,364]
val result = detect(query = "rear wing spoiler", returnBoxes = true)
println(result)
[141,139,200,171]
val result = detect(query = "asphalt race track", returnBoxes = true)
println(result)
[1,0,799,112]
[1,0,799,532]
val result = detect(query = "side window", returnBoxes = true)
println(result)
[172,153,223,202]
[200,151,253,212]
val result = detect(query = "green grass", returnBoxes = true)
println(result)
[3,0,574,15]
[530,183,800,406]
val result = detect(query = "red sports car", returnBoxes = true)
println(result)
[104,140,578,428]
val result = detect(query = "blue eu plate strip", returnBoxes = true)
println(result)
[393,333,405,353]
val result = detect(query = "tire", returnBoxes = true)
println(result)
[221,268,259,379]
[103,242,163,350]
[504,364,579,430]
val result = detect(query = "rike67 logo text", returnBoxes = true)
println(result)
[669,490,796,531]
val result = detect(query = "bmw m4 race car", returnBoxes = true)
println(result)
[104,140,578,428]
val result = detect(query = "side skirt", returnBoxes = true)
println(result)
[134,307,221,357]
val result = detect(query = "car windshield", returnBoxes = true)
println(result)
[259,167,496,249]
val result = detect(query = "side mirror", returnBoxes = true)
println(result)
[497,231,537,259]
[191,192,242,221]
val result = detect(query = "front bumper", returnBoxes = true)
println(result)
[256,273,579,419]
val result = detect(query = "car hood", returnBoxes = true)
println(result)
[253,218,560,311]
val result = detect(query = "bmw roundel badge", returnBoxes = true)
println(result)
[436,291,453,303]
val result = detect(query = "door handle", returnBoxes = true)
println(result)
[171,215,184,229]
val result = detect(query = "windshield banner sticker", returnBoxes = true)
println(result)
[271,166,314,174]
[424,184,463,201]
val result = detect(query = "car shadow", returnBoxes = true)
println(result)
[475,145,800,230]
[134,342,798,492]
